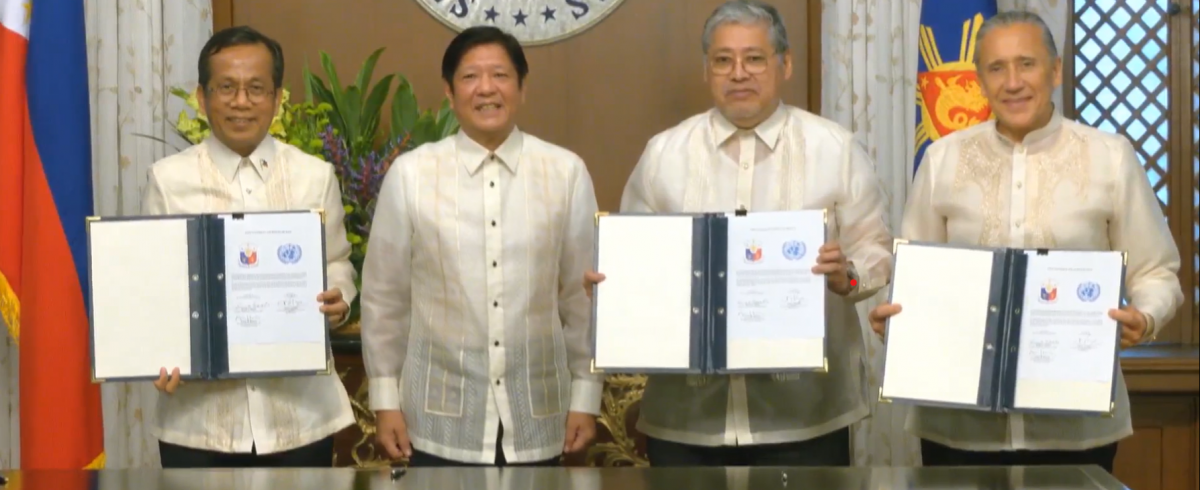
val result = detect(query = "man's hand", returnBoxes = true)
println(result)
[582,271,606,300]
[375,410,413,460]
[318,288,349,325]
[153,367,182,394]
[563,411,597,454]
[1109,306,1149,349]
[812,242,852,295]
[867,303,902,339]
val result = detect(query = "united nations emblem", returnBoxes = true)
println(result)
[915,13,993,151]
[414,0,627,45]
[277,243,303,265]
[1077,281,1101,303]
[782,240,806,261]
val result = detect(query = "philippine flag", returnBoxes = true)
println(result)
[1,0,106,472]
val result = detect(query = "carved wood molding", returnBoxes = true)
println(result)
[1121,344,1200,394]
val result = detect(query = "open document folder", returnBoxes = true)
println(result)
[590,210,828,374]
[879,240,1126,416]
[87,210,332,382]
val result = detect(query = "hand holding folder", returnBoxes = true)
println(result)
[877,240,1127,416]
[87,210,335,383]
[589,210,829,374]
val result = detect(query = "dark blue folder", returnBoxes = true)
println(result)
[86,210,332,382]
[589,210,829,375]
[879,240,1125,416]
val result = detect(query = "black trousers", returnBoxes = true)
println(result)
[645,426,851,467]
[158,436,335,468]
[407,423,561,467]
[920,439,1120,473]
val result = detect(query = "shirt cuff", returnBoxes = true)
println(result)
[369,377,403,411]
[569,378,604,415]
[1140,310,1159,342]
[842,263,878,303]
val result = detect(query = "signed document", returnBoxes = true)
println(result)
[725,210,826,370]
[220,212,328,375]
[1012,250,1123,413]
[879,241,1124,415]
[87,211,330,382]
[591,210,827,374]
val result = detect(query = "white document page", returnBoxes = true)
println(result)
[881,243,995,406]
[90,218,193,380]
[593,215,694,370]
[221,212,328,374]
[1013,250,1123,413]
[725,210,826,370]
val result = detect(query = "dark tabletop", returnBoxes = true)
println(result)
[0,465,1130,490]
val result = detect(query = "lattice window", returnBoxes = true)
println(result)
[1074,0,1199,340]
[1074,0,1172,211]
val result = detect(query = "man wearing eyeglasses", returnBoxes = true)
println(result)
[583,0,892,466]
[140,26,356,468]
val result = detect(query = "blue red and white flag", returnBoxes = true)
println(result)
[1,0,106,471]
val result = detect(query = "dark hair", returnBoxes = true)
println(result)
[198,26,284,89]
[441,26,529,90]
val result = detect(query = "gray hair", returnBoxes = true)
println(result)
[973,11,1059,66]
[701,0,790,55]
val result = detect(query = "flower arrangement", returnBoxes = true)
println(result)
[168,48,459,326]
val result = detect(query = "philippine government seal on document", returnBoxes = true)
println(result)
[414,0,627,45]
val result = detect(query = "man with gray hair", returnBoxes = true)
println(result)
[868,11,1181,472]
[584,0,892,466]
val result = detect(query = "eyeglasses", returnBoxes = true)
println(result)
[207,83,274,102]
[708,54,773,76]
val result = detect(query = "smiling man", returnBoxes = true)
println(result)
[361,26,602,467]
[141,26,357,468]
[584,0,892,467]
[867,11,1182,473]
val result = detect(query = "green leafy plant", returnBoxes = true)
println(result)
[167,48,461,327]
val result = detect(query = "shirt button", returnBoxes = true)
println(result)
[491,220,497,227]
[493,301,499,308]
[493,341,500,347]
[1016,181,1023,189]
[492,260,498,268]
[742,163,749,170]
[495,379,501,386]
[490,181,495,188]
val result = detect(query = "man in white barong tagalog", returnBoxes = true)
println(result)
[584,0,893,467]
[142,25,357,468]
[361,26,602,467]
[868,11,1184,473]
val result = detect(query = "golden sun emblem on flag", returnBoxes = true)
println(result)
[915,13,993,148]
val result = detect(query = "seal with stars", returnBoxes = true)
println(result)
[414,0,628,46]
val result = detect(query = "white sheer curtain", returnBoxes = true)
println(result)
[86,0,213,468]
[821,0,923,467]
[822,0,1069,467]
[0,0,212,470]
